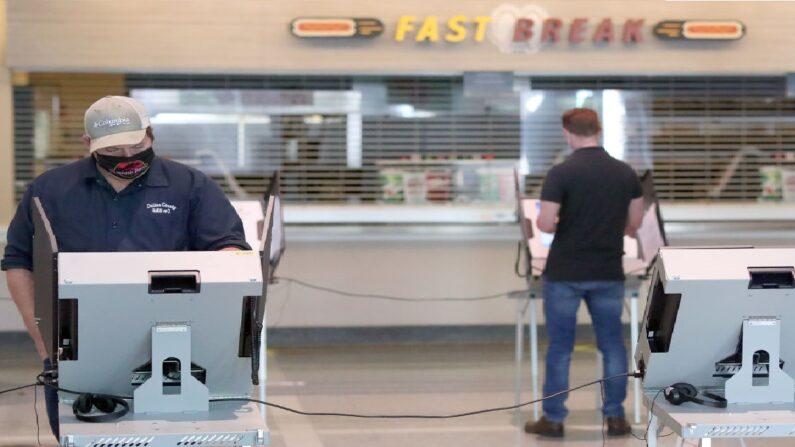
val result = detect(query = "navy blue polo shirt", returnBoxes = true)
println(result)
[2,156,250,271]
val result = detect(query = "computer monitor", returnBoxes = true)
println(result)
[636,170,668,264]
[31,197,273,405]
[230,171,285,283]
[264,171,286,277]
[56,251,265,401]
[230,199,266,253]
[32,197,60,363]
[513,170,534,277]
[636,247,795,405]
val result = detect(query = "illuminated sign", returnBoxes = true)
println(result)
[394,16,493,42]
[290,18,384,38]
[289,10,746,49]
[509,18,645,44]
[654,20,745,40]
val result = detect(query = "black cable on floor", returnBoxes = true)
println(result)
[0,383,36,395]
[599,381,606,447]
[628,389,674,444]
[34,380,41,446]
[0,383,41,444]
[36,374,133,400]
[274,276,530,303]
[209,373,633,419]
[34,372,633,420]
[28,372,664,445]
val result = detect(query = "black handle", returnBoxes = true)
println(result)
[748,267,795,289]
[148,271,201,294]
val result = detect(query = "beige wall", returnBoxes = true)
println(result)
[0,0,18,331]
[1,0,13,226]
[6,0,795,75]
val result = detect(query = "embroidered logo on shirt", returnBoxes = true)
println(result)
[147,202,177,214]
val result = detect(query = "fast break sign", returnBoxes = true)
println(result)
[290,4,745,54]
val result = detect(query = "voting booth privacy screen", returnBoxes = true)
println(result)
[514,169,666,275]
[230,171,285,282]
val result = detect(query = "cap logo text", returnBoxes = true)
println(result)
[94,117,131,128]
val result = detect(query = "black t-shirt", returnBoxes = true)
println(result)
[540,146,642,281]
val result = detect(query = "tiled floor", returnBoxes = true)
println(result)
[0,339,789,446]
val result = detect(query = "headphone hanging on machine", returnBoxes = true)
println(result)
[663,382,727,409]
[72,393,130,423]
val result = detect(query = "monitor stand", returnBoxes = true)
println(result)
[725,317,795,405]
[58,321,268,447]
[134,323,210,413]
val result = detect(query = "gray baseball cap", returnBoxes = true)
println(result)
[84,96,151,153]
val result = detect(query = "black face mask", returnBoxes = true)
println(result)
[94,148,155,180]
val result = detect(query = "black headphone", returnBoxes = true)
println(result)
[72,393,130,423]
[663,382,727,409]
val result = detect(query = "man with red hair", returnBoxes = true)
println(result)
[525,108,644,438]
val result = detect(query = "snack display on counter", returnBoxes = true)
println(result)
[376,154,516,204]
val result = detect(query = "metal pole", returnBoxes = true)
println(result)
[648,412,659,447]
[259,313,267,422]
[515,295,525,416]
[630,293,641,424]
[530,293,540,422]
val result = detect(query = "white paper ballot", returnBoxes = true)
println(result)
[522,198,555,258]
[540,232,554,248]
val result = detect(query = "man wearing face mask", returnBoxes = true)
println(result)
[1,95,250,439]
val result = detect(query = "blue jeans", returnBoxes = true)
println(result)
[541,280,628,423]
[43,358,60,440]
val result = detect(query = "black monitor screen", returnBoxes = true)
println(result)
[264,172,285,276]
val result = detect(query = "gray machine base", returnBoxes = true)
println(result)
[725,317,795,404]
[134,323,210,414]
[59,401,268,447]
[645,392,795,439]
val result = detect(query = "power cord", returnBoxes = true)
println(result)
[28,372,638,420]
[599,381,606,447]
[513,243,544,279]
[209,372,638,419]
[269,278,293,328]
[515,242,530,278]
[14,372,660,445]
[34,380,41,446]
[0,383,41,444]
[628,389,675,444]
[35,374,133,400]
[0,383,36,395]
[274,276,530,303]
